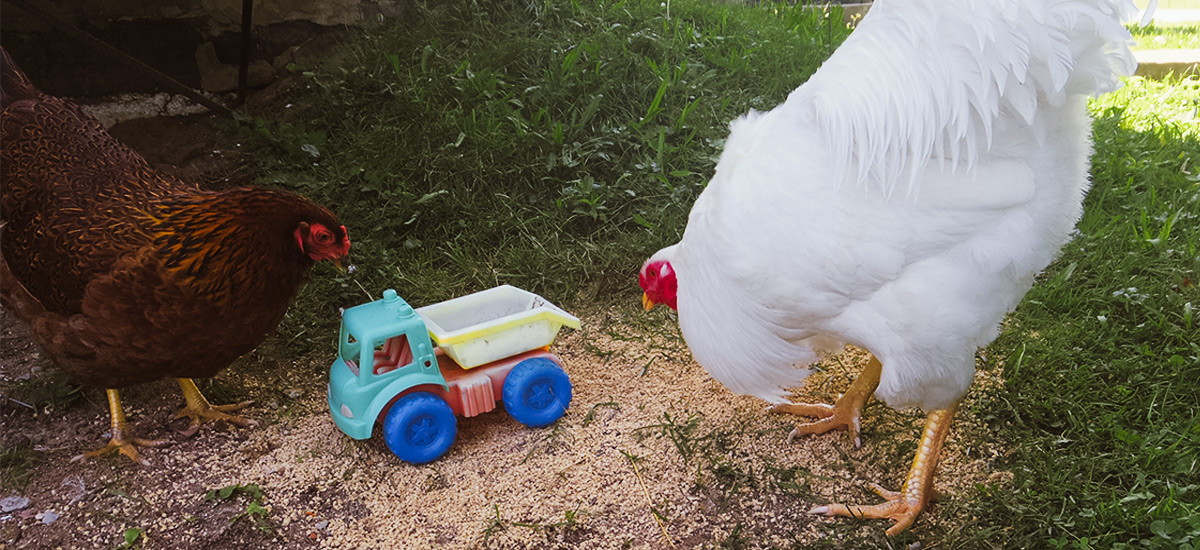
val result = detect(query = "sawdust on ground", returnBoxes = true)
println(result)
[0,303,1011,549]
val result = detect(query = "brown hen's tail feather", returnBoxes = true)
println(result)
[0,256,50,325]
[0,47,40,109]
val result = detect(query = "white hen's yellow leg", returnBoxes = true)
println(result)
[770,355,882,447]
[811,403,958,536]
[75,389,167,466]
[174,378,254,429]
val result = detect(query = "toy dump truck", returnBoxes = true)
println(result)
[328,285,580,464]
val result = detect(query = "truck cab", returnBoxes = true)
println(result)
[328,289,448,440]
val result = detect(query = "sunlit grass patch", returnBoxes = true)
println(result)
[949,76,1200,549]
[1130,23,1200,50]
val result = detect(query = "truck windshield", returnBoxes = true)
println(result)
[340,332,414,377]
[372,335,413,375]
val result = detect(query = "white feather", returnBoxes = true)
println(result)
[653,0,1136,410]
[790,0,1136,197]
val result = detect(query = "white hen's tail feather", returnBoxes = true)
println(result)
[791,0,1137,197]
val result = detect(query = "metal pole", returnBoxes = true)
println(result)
[238,0,254,104]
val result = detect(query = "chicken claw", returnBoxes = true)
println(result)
[809,404,958,536]
[73,389,167,466]
[770,355,882,448]
[174,378,256,431]
[75,432,168,467]
[810,483,923,536]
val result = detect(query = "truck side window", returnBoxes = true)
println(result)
[374,335,414,375]
[342,332,362,375]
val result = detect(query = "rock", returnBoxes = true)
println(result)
[0,497,29,513]
[80,93,209,128]
[39,511,59,525]
[1134,49,1200,80]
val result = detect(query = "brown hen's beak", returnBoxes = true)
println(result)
[331,256,351,273]
[642,292,655,311]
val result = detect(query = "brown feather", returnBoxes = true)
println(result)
[0,47,349,390]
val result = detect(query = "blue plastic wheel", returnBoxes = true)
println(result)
[502,357,572,428]
[382,392,457,464]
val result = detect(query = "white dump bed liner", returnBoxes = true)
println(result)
[416,285,580,368]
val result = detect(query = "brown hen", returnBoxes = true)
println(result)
[0,48,351,465]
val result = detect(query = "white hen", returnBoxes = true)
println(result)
[639,0,1136,535]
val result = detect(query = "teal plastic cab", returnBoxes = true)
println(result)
[328,289,446,440]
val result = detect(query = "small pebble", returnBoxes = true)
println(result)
[0,497,29,513]
[40,511,59,525]
[315,519,329,530]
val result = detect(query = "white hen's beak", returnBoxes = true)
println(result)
[642,292,655,311]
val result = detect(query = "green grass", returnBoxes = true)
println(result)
[0,441,36,489]
[1130,23,1200,50]
[4,370,81,412]
[205,483,275,533]
[242,1,1200,547]
[247,0,848,315]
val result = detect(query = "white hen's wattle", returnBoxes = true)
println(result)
[651,0,1135,411]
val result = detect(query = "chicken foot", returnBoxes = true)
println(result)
[74,389,167,466]
[174,378,255,435]
[811,403,958,536]
[769,355,882,448]
[770,354,957,534]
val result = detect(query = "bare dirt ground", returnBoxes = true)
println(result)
[0,75,1011,550]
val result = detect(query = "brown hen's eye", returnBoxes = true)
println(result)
[314,230,333,244]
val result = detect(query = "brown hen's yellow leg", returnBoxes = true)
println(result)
[770,355,882,447]
[811,403,958,536]
[74,389,167,466]
[174,378,255,431]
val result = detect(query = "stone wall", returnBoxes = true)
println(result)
[0,0,405,97]
[2,0,404,35]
